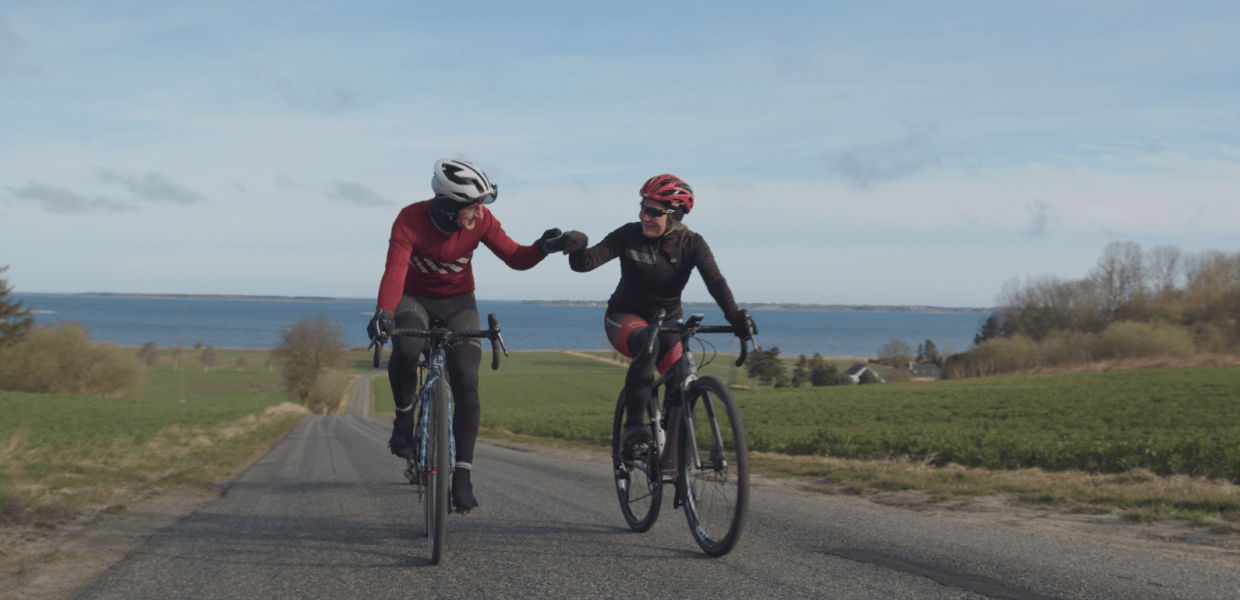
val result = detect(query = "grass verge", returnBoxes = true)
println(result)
[0,347,316,525]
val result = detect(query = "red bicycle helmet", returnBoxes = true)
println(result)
[639,174,694,214]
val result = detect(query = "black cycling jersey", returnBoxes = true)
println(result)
[568,222,741,324]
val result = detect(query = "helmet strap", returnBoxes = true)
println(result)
[663,218,686,236]
[429,195,461,234]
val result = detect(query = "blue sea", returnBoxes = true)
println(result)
[12,294,991,358]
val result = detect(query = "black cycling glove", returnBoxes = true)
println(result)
[367,308,394,344]
[727,309,758,340]
[535,228,564,255]
[559,230,588,254]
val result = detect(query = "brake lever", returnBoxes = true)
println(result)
[644,309,667,357]
[369,337,384,369]
[487,313,507,370]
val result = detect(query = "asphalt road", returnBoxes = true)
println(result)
[74,372,1240,600]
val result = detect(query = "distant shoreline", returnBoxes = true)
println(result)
[14,292,993,314]
[522,300,993,314]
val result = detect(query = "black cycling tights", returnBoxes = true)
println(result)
[388,292,482,465]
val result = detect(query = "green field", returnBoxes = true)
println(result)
[736,366,1240,479]
[0,347,377,522]
[10,344,1239,529]
[375,351,1240,527]
[378,350,1240,481]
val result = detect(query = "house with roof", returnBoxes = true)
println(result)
[898,362,943,381]
[843,363,884,384]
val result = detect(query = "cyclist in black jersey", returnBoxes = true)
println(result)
[562,174,756,445]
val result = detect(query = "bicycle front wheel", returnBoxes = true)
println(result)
[426,378,450,565]
[612,388,662,532]
[679,375,749,556]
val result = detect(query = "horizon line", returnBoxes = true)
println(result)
[13,291,995,312]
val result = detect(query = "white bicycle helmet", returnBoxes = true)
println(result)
[431,158,497,204]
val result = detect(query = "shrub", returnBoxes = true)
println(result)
[884,369,912,383]
[809,353,840,386]
[0,322,143,397]
[790,355,810,387]
[1089,321,1194,360]
[946,320,1203,378]
[304,370,352,415]
[747,346,789,387]
[275,314,345,410]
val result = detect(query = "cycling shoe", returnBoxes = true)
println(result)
[452,469,479,512]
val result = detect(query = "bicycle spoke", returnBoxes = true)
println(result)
[612,388,662,532]
[680,376,748,556]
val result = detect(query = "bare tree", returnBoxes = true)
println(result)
[137,341,159,367]
[275,314,345,405]
[1090,241,1145,317]
[200,345,216,372]
[172,343,184,371]
[1147,245,1182,294]
[235,355,249,371]
[878,338,912,366]
[1183,249,1240,322]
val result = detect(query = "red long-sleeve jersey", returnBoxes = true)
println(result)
[375,200,545,311]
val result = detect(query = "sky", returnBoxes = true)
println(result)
[2,0,1238,307]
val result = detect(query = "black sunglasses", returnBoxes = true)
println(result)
[639,203,676,218]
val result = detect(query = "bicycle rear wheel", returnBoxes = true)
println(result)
[612,388,662,532]
[426,379,450,565]
[679,375,748,556]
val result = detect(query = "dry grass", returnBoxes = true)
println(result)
[473,427,1240,531]
[303,369,354,415]
[0,403,308,525]
[1003,352,1240,376]
[748,451,1240,530]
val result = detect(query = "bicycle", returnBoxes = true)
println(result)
[611,308,758,556]
[370,313,507,566]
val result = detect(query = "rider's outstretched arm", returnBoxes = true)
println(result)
[477,209,550,271]
[568,225,624,272]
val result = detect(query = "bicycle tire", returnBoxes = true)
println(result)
[679,375,749,556]
[611,388,662,532]
[427,378,450,565]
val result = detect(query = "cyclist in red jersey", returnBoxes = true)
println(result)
[367,158,584,511]
[561,174,756,446]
